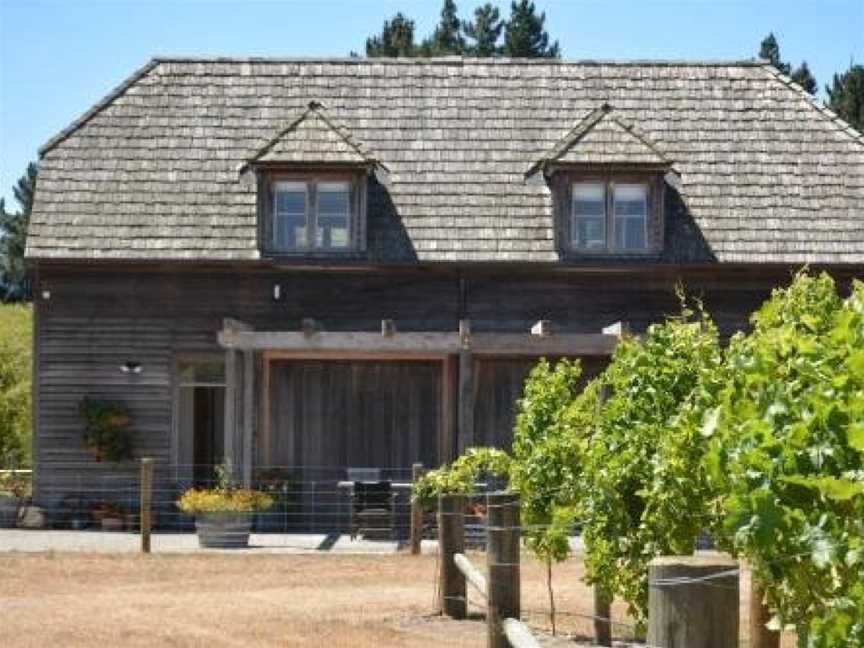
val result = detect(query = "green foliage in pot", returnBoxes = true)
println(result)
[79,398,132,462]
[0,469,30,498]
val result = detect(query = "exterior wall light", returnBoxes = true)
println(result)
[272,283,281,301]
[120,361,143,374]
[41,289,51,300]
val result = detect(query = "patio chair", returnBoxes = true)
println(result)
[349,480,396,541]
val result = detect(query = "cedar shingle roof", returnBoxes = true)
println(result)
[244,100,381,168]
[26,57,864,264]
[527,103,671,175]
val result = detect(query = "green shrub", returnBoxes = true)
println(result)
[0,304,31,467]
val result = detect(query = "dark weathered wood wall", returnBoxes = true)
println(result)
[32,262,835,515]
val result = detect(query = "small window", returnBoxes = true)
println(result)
[268,178,357,253]
[613,184,647,250]
[570,181,650,252]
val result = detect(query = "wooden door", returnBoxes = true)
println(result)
[268,360,442,474]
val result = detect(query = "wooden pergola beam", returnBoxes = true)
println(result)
[220,330,619,356]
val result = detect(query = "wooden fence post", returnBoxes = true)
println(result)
[749,571,780,648]
[438,493,466,619]
[593,586,612,646]
[486,492,520,648]
[140,458,153,554]
[647,555,739,648]
[410,462,425,555]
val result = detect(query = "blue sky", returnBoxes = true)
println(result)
[1,0,862,207]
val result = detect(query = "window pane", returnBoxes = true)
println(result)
[178,360,225,386]
[316,181,351,249]
[272,182,308,250]
[575,216,606,249]
[572,182,606,248]
[614,184,647,250]
[572,182,605,216]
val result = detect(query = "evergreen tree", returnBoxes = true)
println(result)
[0,162,37,302]
[463,3,504,57]
[826,63,864,133]
[424,0,466,56]
[503,0,560,58]
[758,32,817,95]
[759,33,790,74]
[366,13,418,57]
[791,61,817,95]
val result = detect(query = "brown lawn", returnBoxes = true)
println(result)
[0,550,795,647]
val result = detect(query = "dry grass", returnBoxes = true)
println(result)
[0,550,796,647]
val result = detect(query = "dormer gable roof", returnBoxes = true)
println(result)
[243,101,384,170]
[527,103,671,176]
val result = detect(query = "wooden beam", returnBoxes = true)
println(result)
[224,348,239,476]
[502,619,542,648]
[221,330,619,357]
[470,333,617,356]
[381,319,396,337]
[454,552,487,598]
[242,350,254,487]
[457,349,474,453]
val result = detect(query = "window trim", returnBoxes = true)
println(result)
[556,170,663,257]
[258,168,367,256]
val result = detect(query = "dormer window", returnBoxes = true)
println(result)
[571,181,649,252]
[271,178,355,252]
[242,101,385,257]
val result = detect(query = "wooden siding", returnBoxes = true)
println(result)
[32,263,813,519]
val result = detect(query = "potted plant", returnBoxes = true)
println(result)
[177,463,274,548]
[79,398,132,463]
[91,502,125,531]
[0,470,30,528]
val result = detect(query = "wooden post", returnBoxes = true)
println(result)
[438,493,466,619]
[647,555,739,648]
[410,462,425,555]
[486,492,520,648]
[749,571,780,648]
[593,586,612,646]
[457,348,474,453]
[140,458,153,554]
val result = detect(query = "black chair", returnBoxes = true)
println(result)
[350,480,395,541]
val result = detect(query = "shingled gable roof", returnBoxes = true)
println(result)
[26,57,864,264]
[242,100,382,170]
[526,102,671,176]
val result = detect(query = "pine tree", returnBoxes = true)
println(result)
[503,0,560,58]
[424,0,466,56]
[826,64,864,133]
[0,162,37,302]
[366,13,418,57]
[758,32,817,95]
[463,3,504,57]
[791,61,817,95]
[759,33,790,74]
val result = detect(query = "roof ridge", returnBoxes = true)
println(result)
[152,55,767,67]
[38,58,160,157]
[757,62,864,149]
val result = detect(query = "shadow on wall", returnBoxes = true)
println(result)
[662,184,717,263]
[365,176,418,262]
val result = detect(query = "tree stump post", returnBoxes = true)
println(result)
[139,458,153,554]
[749,571,780,648]
[410,462,425,555]
[438,493,466,619]
[647,555,739,648]
[486,492,520,648]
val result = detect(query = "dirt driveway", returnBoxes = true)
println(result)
[0,550,626,647]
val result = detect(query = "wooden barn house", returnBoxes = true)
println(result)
[25,57,864,526]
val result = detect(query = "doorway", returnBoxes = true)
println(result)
[175,357,226,486]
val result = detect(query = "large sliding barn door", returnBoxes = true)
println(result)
[269,360,442,472]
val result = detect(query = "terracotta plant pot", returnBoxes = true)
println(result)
[195,512,252,548]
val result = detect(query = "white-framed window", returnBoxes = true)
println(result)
[570,181,649,252]
[270,179,355,252]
